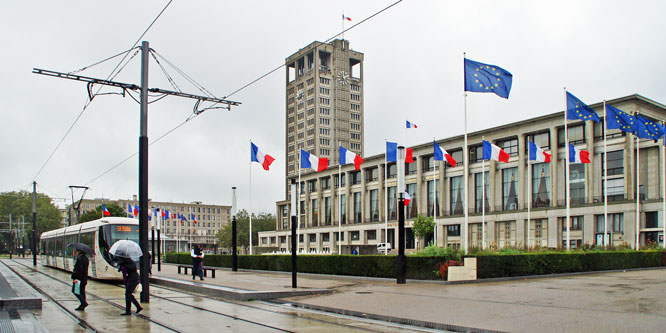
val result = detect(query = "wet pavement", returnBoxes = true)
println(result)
[2,258,666,332]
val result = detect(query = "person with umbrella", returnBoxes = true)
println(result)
[68,243,92,311]
[110,240,143,315]
[191,244,204,281]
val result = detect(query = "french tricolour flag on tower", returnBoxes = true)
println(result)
[406,120,418,129]
[340,146,364,170]
[342,14,351,21]
[434,141,457,167]
[250,142,275,170]
[569,143,591,163]
[482,140,510,163]
[528,141,551,163]
[301,149,328,172]
[102,204,111,216]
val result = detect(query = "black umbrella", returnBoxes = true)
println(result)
[67,243,93,255]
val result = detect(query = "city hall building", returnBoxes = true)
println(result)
[258,94,666,254]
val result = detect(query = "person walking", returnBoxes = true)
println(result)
[71,249,89,311]
[191,244,205,281]
[117,257,142,315]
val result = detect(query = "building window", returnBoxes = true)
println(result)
[351,132,361,140]
[405,161,417,175]
[340,194,347,224]
[450,176,464,215]
[369,189,379,222]
[526,132,550,150]
[502,168,519,211]
[449,150,462,167]
[351,231,360,241]
[309,234,316,242]
[311,198,319,226]
[353,192,362,223]
[320,77,330,85]
[646,211,659,228]
[602,150,624,176]
[324,197,331,225]
[602,178,625,201]
[320,149,330,156]
[319,97,330,105]
[320,128,330,135]
[366,230,377,240]
[387,163,396,178]
[350,143,361,150]
[351,103,361,111]
[350,113,361,120]
[322,233,330,242]
[532,163,551,208]
[447,224,461,237]
[558,125,585,147]
[336,232,345,241]
[320,107,330,115]
[365,167,378,182]
[350,93,360,101]
[350,171,361,185]
[335,173,346,187]
[351,123,361,130]
[387,186,396,220]
[570,164,586,205]
[320,118,330,125]
[422,155,434,172]
[474,171,490,213]
[427,179,440,217]
[406,183,417,219]
[320,87,330,95]
[499,137,519,156]
[469,145,483,163]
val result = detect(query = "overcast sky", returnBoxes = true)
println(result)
[2,0,665,213]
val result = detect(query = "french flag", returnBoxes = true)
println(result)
[406,120,418,129]
[340,146,364,170]
[165,210,170,219]
[569,144,591,163]
[342,14,351,21]
[251,142,275,171]
[404,191,411,206]
[301,149,328,172]
[434,141,457,167]
[482,140,510,163]
[386,141,415,163]
[102,204,111,216]
[133,205,139,217]
[127,203,132,215]
[528,141,551,162]
[191,214,197,224]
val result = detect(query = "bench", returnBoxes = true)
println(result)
[177,264,216,278]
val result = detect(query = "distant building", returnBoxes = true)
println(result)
[259,94,666,254]
[66,196,231,251]
[284,39,364,187]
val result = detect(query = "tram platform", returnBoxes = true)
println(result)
[0,261,43,332]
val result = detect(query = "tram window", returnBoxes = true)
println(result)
[80,232,94,250]
[64,234,78,259]
[55,236,63,256]
[40,240,45,255]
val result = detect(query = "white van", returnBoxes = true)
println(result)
[376,243,391,254]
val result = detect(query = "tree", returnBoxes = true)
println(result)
[0,191,62,252]
[412,213,435,245]
[79,203,126,223]
[216,209,276,252]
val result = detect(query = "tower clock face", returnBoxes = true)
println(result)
[336,70,350,85]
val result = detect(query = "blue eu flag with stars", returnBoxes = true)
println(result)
[635,114,665,141]
[566,92,600,122]
[606,104,644,134]
[464,58,513,99]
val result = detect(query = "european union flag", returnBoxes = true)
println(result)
[635,114,665,141]
[464,58,513,99]
[606,104,644,134]
[566,92,600,122]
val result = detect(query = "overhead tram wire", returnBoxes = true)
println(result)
[80,0,402,187]
[31,0,174,183]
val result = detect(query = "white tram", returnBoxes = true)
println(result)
[40,217,140,280]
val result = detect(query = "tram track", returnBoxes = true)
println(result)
[9,259,425,332]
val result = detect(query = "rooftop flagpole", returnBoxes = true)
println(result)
[249,139,253,255]
[564,87,571,251]
[463,53,469,253]
[603,101,608,247]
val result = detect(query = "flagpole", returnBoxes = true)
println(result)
[435,157,439,247]
[603,101,608,247]
[482,136,486,250]
[249,140,253,255]
[297,151,301,254]
[634,113,641,250]
[338,162,342,255]
[463,53,469,253]
[662,123,666,249]
[564,87,571,251]
[384,139,388,250]
[527,156,531,249]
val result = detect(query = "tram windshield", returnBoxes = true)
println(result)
[99,224,140,264]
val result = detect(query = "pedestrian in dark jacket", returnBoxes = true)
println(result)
[71,250,88,311]
[117,257,142,315]
[191,244,204,281]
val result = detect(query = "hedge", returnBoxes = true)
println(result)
[166,250,666,280]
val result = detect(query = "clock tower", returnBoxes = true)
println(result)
[284,39,364,180]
